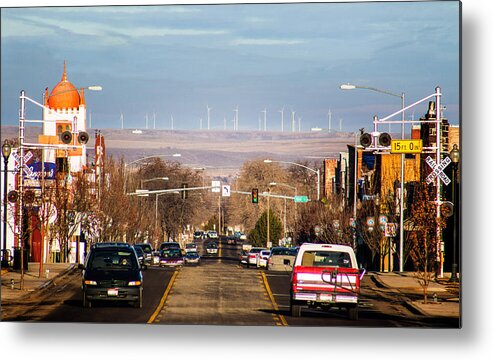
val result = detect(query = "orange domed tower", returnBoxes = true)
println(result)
[41,61,88,174]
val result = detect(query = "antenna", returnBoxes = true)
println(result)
[279,107,284,132]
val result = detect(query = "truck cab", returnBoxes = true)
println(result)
[290,243,364,320]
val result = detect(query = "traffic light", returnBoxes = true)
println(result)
[251,188,259,204]
[7,190,18,203]
[181,183,188,199]
[360,133,372,148]
[378,132,392,147]
[78,131,89,144]
[60,131,73,144]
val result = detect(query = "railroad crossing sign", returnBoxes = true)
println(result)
[425,156,451,186]
[12,151,35,179]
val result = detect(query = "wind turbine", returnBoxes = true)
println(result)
[258,115,261,131]
[261,109,267,131]
[145,113,149,129]
[328,109,332,133]
[120,112,124,129]
[339,118,343,132]
[298,116,302,132]
[171,114,174,130]
[291,110,296,132]
[278,107,284,132]
[153,111,156,129]
[233,106,239,131]
[206,104,212,130]
[200,118,203,130]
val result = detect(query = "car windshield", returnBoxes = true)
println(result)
[186,251,199,257]
[89,250,138,270]
[271,248,293,256]
[161,249,182,258]
[301,250,352,268]
[136,244,152,253]
[207,243,217,248]
[186,244,196,248]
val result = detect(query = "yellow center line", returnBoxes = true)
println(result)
[260,271,288,326]
[147,270,179,324]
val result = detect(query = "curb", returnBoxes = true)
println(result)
[38,264,77,291]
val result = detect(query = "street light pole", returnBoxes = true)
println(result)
[2,140,12,268]
[264,159,320,201]
[449,144,459,282]
[340,83,405,272]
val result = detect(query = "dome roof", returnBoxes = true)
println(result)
[47,62,81,110]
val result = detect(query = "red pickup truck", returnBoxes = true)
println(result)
[290,243,365,320]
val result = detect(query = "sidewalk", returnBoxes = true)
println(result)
[370,271,460,318]
[1,262,76,303]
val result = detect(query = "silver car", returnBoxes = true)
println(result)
[266,247,297,271]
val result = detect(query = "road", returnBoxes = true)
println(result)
[1,237,458,327]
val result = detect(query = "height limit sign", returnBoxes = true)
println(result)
[425,156,451,185]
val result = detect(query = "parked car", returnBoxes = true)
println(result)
[266,247,297,271]
[184,251,201,265]
[247,247,266,267]
[239,250,249,265]
[159,248,184,267]
[133,243,153,264]
[257,249,271,268]
[78,242,145,308]
[185,243,198,252]
[133,245,145,266]
[206,242,218,255]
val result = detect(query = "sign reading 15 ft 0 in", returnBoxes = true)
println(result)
[390,139,423,154]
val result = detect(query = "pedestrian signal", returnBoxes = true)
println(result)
[252,188,259,204]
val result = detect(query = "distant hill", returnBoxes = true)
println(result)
[1,125,354,177]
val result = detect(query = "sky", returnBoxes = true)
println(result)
[1,1,460,134]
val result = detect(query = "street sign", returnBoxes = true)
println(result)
[294,195,309,203]
[385,223,397,237]
[425,156,451,185]
[222,185,230,197]
[211,180,221,193]
[390,139,423,154]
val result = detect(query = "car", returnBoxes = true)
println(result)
[78,242,145,308]
[159,248,184,267]
[238,250,249,265]
[151,251,161,265]
[206,230,218,239]
[184,251,201,265]
[206,242,218,255]
[185,243,198,252]
[193,231,204,240]
[266,247,297,271]
[133,246,145,266]
[227,236,236,245]
[134,243,154,264]
[257,249,271,268]
[247,247,266,267]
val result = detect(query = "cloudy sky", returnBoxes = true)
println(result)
[1,1,460,133]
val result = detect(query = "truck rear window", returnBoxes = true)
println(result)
[301,251,352,268]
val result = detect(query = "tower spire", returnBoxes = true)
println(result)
[62,60,67,82]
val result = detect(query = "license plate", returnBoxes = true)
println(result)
[107,288,119,296]
[320,294,335,301]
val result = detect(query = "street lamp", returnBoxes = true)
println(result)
[124,154,181,193]
[2,140,12,268]
[449,144,460,282]
[340,82,406,272]
[264,159,320,201]
[269,182,297,245]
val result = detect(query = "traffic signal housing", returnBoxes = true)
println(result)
[252,188,259,204]
[7,190,18,203]
[60,131,73,144]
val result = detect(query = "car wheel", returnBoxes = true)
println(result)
[83,292,91,308]
[290,302,302,317]
[347,306,358,320]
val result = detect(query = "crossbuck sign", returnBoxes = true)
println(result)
[425,156,451,186]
